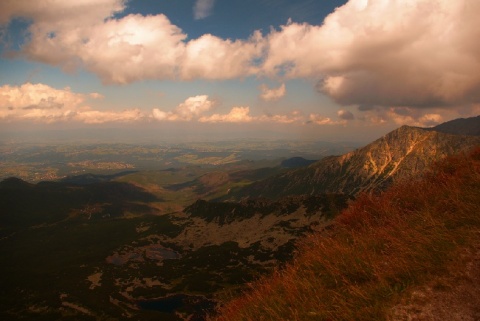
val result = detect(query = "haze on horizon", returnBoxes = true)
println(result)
[1,0,479,143]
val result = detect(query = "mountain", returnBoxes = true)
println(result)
[2,116,479,320]
[210,147,480,321]
[429,115,480,136]
[230,122,480,199]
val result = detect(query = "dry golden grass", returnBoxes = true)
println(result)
[209,147,480,321]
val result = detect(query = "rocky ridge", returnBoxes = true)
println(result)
[232,124,480,199]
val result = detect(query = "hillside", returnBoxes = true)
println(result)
[210,147,480,321]
[231,124,480,199]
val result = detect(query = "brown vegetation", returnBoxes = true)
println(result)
[210,147,480,321]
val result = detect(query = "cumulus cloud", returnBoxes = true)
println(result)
[199,108,310,124]
[0,83,84,122]
[259,83,286,101]
[0,0,262,83]
[0,83,144,123]
[1,0,480,116]
[152,95,215,121]
[181,32,263,80]
[199,107,253,123]
[263,0,480,110]
[194,0,215,20]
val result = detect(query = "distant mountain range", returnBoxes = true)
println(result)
[230,116,480,199]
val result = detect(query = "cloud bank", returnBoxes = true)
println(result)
[152,95,215,121]
[0,83,144,124]
[0,84,347,126]
[1,0,479,122]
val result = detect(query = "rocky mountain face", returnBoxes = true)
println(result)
[231,124,480,199]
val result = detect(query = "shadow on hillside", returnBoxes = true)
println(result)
[0,177,162,227]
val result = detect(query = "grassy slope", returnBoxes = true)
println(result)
[210,147,480,321]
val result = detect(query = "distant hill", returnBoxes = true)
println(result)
[60,171,137,185]
[231,122,480,199]
[429,115,480,136]
[0,179,158,227]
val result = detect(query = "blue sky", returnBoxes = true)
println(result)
[0,0,479,142]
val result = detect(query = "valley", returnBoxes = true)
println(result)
[0,139,356,320]
[0,176,350,320]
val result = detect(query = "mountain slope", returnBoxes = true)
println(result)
[232,125,480,199]
[210,147,480,321]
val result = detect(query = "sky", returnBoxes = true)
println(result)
[0,0,479,143]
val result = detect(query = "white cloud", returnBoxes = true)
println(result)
[263,0,480,109]
[259,83,286,101]
[0,83,84,122]
[0,1,262,83]
[199,107,253,123]
[175,95,214,119]
[194,0,216,20]
[180,32,263,80]
[152,95,215,121]
[0,83,144,123]
[199,108,307,124]
[151,109,170,121]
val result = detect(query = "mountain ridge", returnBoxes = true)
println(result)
[230,120,480,199]
[429,115,480,136]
